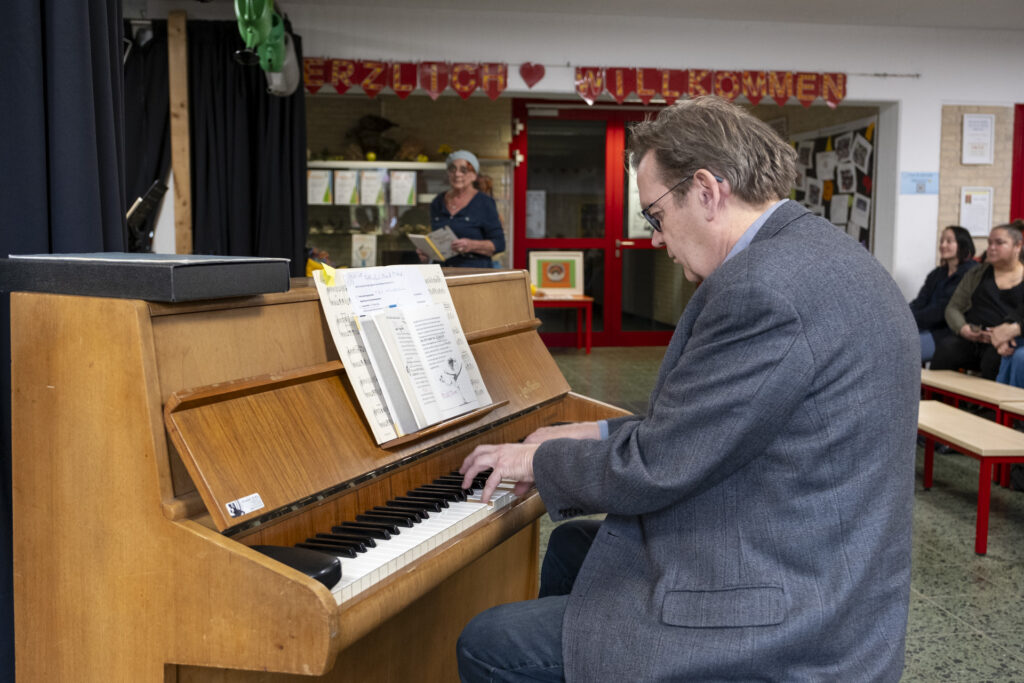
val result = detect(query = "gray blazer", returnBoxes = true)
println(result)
[534,200,920,681]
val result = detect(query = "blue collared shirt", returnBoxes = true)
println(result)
[597,199,788,440]
[723,199,787,264]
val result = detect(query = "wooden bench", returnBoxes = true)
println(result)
[918,399,1024,554]
[921,368,1024,422]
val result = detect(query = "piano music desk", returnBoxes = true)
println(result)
[11,270,628,682]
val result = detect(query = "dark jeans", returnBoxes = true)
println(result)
[930,334,1003,379]
[457,520,602,682]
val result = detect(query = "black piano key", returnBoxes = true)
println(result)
[314,533,368,552]
[297,542,358,559]
[427,480,475,497]
[356,513,412,529]
[400,493,449,509]
[414,485,466,502]
[450,469,493,487]
[390,497,443,513]
[334,522,392,540]
[367,507,422,523]
[410,485,461,499]
[319,530,376,548]
[373,505,427,521]
[304,537,363,554]
[343,518,399,534]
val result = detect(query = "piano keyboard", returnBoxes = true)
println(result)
[294,471,518,604]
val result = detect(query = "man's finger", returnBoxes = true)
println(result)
[479,467,504,504]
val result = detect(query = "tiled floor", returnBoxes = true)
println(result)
[543,346,1024,681]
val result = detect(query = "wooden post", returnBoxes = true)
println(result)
[167,11,192,254]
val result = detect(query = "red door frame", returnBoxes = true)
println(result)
[1012,104,1024,221]
[510,100,672,347]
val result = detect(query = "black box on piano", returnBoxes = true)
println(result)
[0,252,291,302]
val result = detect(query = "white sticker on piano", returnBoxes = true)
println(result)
[225,492,264,518]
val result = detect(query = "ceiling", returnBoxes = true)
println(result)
[275,0,1024,32]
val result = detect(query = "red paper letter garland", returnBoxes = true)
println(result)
[419,62,449,100]
[329,59,356,95]
[480,63,508,100]
[451,63,480,99]
[303,57,327,94]
[390,62,417,99]
[605,67,636,104]
[358,60,388,98]
[302,58,845,106]
[575,66,605,105]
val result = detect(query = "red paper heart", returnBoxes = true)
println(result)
[519,62,545,89]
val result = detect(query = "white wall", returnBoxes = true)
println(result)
[146,1,1024,296]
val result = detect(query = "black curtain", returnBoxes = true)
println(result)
[0,0,126,677]
[188,21,308,276]
[123,19,171,251]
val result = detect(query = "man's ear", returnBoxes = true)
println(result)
[693,169,725,219]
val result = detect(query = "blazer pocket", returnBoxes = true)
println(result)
[662,585,785,628]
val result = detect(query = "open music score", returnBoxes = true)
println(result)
[314,264,491,444]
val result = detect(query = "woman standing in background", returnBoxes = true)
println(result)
[425,150,505,268]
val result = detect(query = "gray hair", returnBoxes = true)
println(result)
[628,96,797,205]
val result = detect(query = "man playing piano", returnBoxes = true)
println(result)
[458,95,919,682]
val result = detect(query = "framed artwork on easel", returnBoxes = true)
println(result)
[528,251,584,297]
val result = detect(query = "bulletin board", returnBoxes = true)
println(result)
[790,116,878,252]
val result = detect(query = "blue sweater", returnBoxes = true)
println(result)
[429,192,505,268]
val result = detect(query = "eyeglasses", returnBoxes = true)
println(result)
[639,173,724,233]
[640,176,692,233]
[447,164,475,175]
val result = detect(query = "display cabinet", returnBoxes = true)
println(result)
[305,160,513,269]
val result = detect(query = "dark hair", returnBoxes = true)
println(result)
[943,225,975,263]
[627,96,797,205]
[991,219,1024,263]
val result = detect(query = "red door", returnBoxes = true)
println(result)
[1013,103,1024,221]
[511,101,692,348]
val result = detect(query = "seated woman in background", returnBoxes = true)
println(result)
[910,225,977,363]
[932,221,1024,379]
[424,150,504,268]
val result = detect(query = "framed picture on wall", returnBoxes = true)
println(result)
[529,251,584,297]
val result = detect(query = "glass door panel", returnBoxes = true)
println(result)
[526,119,606,239]
[620,248,693,331]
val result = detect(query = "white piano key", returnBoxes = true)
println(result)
[329,484,518,604]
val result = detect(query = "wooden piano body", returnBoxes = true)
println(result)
[11,269,628,682]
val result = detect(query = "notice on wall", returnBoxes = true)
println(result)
[308,170,332,205]
[351,233,377,268]
[390,171,417,206]
[899,172,939,195]
[960,186,994,236]
[962,114,995,165]
[334,170,359,205]
[359,170,387,205]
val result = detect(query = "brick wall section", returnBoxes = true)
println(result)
[305,94,512,161]
[939,105,1014,256]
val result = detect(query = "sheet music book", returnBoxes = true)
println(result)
[313,264,490,444]
[406,226,457,262]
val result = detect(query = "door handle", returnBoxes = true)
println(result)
[615,240,635,247]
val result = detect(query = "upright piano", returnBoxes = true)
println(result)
[11,268,627,682]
